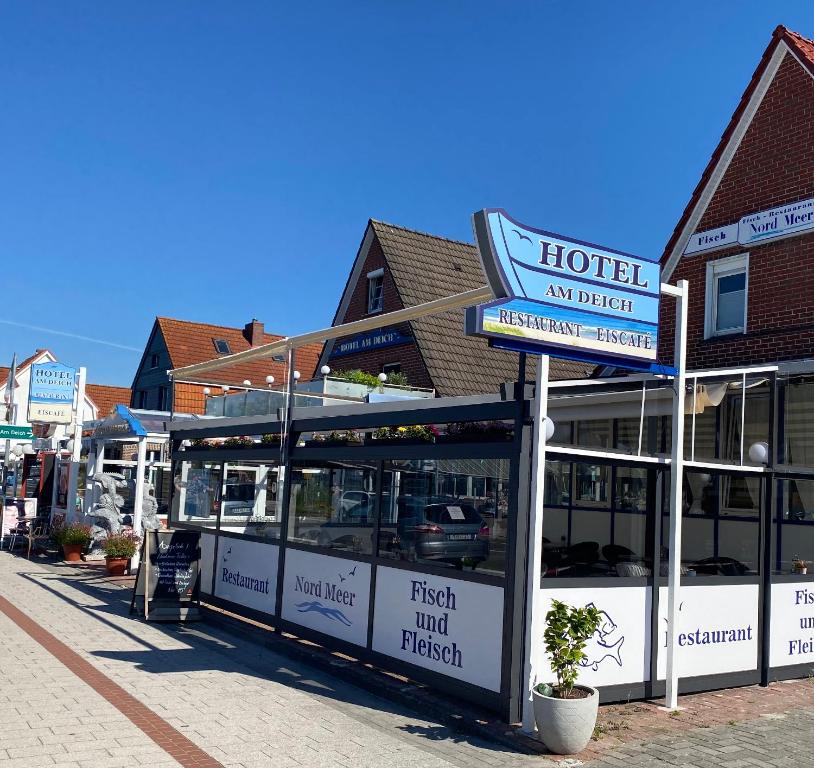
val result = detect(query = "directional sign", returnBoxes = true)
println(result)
[466,209,669,372]
[0,425,33,440]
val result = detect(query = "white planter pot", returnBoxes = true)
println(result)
[532,684,599,755]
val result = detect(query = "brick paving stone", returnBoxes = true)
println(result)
[6,551,814,768]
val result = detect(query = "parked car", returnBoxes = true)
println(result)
[396,498,489,568]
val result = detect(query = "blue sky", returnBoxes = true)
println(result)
[2,2,813,386]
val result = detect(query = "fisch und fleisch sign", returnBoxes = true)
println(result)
[466,209,665,372]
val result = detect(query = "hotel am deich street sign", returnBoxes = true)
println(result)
[465,209,668,373]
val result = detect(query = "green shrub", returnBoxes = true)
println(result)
[102,531,140,558]
[540,600,601,698]
[52,523,93,547]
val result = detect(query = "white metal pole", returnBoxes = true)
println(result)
[665,279,689,710]
[65,366,86,522]
[131,436,147,569]
[522,354,550,733]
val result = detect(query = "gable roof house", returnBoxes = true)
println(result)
[131,318,323,414]
[658,25,814,371]
[318,220,592,397]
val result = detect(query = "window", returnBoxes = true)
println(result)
[171,461,221,527]
[136,390,147,409]
[213,338,232,355]
[382,362,401,376]
[288,461,377,554]
[367,269,384,313]
[378,458,510,576]
[220,461,281,540]
[705,253,748,337]
[150,353,159,369]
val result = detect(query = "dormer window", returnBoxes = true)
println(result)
[367,269,384,313]
[214,339,232,355]
[150,353,159,369]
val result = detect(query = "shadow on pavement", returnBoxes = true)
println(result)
[10,554,526,757]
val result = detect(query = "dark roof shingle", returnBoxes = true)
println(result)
[369,221,591,396]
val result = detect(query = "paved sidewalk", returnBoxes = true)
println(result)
[0,552,542,768]
[3,550,814,768]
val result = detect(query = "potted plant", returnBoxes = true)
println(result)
[101,531,140,576]
[223,436,255,449]
[532,600,602,755]
[366,425,438,445]
[792,556,809,575]
[52,522,93,562]
[305,430,363,447]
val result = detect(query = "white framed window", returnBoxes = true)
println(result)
[367,268,384,313]
[705,253,748,338]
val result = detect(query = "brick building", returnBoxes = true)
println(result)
[659,25,814,370]
[131,317,322,414]
[319,219,591,396]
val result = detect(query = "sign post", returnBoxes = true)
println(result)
[664,279,689,710]
[465,208,686,725]
[521,354,550,731]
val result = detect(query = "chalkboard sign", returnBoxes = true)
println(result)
[130,529,202,621]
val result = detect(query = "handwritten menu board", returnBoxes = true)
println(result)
[131,530,201,621]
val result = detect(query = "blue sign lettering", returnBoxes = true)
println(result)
[329,328,411,358]
[466,209,668,373]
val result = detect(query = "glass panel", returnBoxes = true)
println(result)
[171,461,221,528]
[616,418,646,455]
[575,420,610,449]
[219,461,281,540]
[783,378,814,466]
[573,463,610,506]
[778,479,814,574]
[662,471,759,576]
[542,462,657,579]
[544,461,571,506]
[715,273,745,331]
[288,461,376,554]
[378,458,510,577]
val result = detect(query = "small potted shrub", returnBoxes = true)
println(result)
[101,531,140,575]
[792,556,809,575]
[532,600,602,754]
[52,522,93,562]
[223,436,255,449]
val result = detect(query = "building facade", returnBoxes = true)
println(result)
[131,317,323,414]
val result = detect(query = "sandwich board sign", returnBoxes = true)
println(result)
[465,209,670,372]
[130,529,201,621]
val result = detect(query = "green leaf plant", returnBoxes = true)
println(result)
[541,600,602,699]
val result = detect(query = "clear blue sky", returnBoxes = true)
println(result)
[2,2,813,386]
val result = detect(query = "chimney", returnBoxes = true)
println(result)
[243,319,264,346]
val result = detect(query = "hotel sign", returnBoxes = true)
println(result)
[329,328,411,358]
[466,209,665,372]
[27,362,77,425]
[685,196,814,256]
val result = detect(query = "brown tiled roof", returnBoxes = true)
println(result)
[370,221,591,396]
[85,384,131,417]
[0,350,51,388]
[661,25,814,267]
[157,318,323,387]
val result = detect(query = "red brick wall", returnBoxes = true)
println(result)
[329,236,434,390]
[660,53,814,370]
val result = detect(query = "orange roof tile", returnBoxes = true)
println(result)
[85,384,131,417]
[156,317,323,387]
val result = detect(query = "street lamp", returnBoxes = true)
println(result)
[243,380,252,387]
[265,375,275,387]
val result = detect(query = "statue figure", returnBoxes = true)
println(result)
[139,480,160,531]
[86,472,127,546]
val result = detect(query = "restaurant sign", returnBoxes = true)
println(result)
[466,209,665,372]
[684,196,814,256]
[329,328,411,358]
[27,362,77,425]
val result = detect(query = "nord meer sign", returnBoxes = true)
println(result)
[466,209,664,371]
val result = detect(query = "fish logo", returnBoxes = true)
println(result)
[580,604,625,671]
[295,601,352,627]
